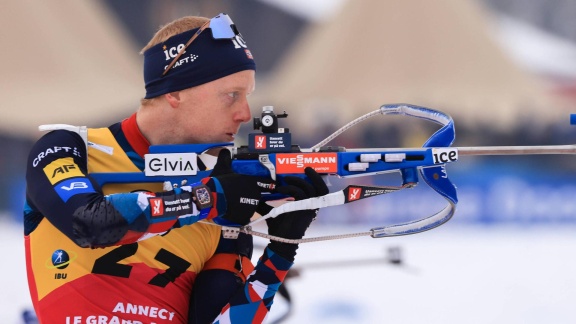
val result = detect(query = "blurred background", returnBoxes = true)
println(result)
[2,0,576,323]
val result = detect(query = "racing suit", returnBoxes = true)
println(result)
[24,113,292,323]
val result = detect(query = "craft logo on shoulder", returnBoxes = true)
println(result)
[33,146,81,167]
[276,153,338,174]
[149,198,164,217]
[43,157,84,185]
[255,135,266,149]
[432,148,458,164]
[347,187,362,202]
[145,153,198,176]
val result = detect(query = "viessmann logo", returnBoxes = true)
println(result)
[275,153,338,174]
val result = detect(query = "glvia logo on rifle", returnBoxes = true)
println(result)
[145,153,198,176]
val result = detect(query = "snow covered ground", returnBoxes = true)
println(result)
[1,219,33,324]
[268,224,576,324]
[5,219,576,324]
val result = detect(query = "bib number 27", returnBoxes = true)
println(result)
[92,243,191,288]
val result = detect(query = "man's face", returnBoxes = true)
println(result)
[176,70,255,143]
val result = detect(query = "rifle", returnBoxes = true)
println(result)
[83,104,576,243]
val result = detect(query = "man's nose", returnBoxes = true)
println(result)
[234,100,251,123]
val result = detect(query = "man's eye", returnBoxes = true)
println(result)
[227,92,238,99]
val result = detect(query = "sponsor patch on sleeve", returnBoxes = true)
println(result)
[148,193,192,218]
[55,178,96,202]
[43,157,84,185]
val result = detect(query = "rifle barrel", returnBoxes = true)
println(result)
[345,145,576,156]
[456,145,576,156]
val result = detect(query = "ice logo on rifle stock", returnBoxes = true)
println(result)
[145,153,198,176]
[432,148,458,164]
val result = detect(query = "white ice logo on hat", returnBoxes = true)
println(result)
[163,44,186,61]
[231,35,247,49]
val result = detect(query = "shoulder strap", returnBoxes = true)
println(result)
[39,124,88,149]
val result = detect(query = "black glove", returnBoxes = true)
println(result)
[266,167,329,262]
[202,150,275,226]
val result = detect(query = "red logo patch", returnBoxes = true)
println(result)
[348,187,362,202]
[149,198,164,217]
[255,135,266,150]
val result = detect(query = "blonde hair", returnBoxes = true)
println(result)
[140,16,209,106]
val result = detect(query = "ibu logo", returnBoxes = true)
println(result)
[51,249,71,269]
[46,249,76,279]
[46,249,77,272]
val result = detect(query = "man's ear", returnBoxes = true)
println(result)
[164,91,181,108]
